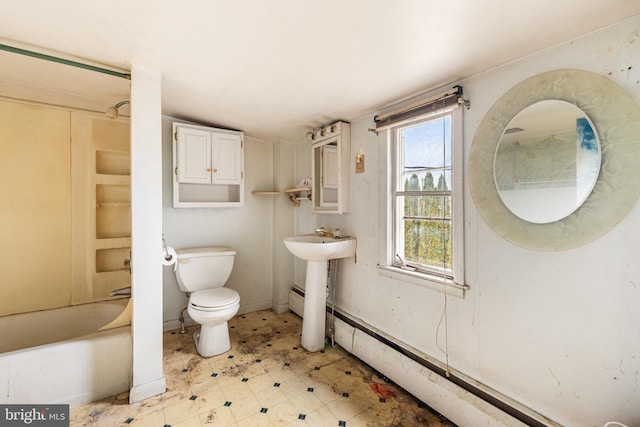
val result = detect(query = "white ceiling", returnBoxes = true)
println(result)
[0,1,638,142]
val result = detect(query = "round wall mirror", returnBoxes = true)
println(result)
[469,69,640,251]
[494,100,601,224]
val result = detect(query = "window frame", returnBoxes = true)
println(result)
[378,104,466,297]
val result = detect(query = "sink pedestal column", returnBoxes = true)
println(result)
[282,235,356,352]
[301,260,328,352]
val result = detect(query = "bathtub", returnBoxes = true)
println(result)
[0,299,132,407]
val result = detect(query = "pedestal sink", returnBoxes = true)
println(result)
[283,234,356,352]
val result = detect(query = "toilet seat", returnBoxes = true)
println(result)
[190,288,240,311]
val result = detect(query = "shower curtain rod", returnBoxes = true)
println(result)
[0,43,131,80]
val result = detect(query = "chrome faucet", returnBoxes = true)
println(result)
[109,286,131,297]
[315,227,334,238]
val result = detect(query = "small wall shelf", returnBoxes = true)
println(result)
[283,187,312,206]
[251,190,281,195]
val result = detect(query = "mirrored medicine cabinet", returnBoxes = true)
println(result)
[310,121,350,214]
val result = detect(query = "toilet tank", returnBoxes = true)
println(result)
[175,247,236,293]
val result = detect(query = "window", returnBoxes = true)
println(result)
[377,90,465,294]
[394,112,453,276]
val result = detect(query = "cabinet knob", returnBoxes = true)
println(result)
[213,168,218,173]
[207,168,212,172]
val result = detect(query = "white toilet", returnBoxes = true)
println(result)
[175,247,240,357]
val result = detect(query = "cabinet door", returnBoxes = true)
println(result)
[212,132,243,185]
[321,145,338,189]
[176,126,211,184]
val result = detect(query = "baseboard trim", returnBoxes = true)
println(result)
[271,300,289,314]
[163,317,196,332]
[238,300,272,315]
[129,377,166,404]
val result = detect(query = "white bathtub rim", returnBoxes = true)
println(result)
[1,325,131,358]
[0,299,130,354]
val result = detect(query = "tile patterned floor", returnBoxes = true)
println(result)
[71,309,455,426]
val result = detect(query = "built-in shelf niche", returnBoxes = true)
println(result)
[96,205,131,239]
[96,150,130,175]
[96,184,130,206]
[96,183,131,239]
[96,247,131,273]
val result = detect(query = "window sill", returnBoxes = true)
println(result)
[377,265,468,298]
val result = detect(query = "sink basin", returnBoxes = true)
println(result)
[283,234,356,261]
[283,233,357,352]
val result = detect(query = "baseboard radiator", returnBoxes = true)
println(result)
[289,286,558,427]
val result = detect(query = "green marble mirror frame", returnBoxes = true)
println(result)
[469,69,640,250]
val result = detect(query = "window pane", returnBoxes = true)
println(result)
[398,195,452,274]
[397,116,451,191]
[402,218,452,273]
[402,195,451,220]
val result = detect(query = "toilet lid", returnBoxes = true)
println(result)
[190,288,240,309]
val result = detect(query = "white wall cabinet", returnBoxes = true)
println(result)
[311,121,350,214]
[173,122,244,207]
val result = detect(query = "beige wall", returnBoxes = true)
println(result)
[0,100,71,316]
[0,99,130,317]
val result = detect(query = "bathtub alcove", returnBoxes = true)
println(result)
[0,96,133,406]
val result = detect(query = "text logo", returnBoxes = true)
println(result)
[1,405,69,426]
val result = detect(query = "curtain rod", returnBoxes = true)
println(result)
[375,85,464,123]
[0,43,131,80]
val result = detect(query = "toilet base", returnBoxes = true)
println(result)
[193,323,231,357]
